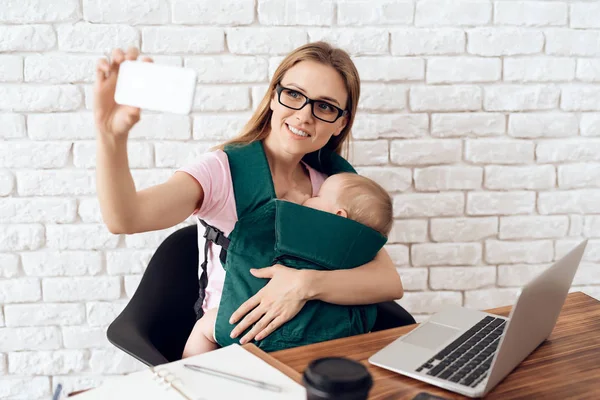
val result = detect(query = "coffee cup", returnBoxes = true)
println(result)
[302,357,373,400]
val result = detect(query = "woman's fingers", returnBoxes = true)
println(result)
[110,48,125,67]
[95,58,110,83]
[229,294,260,325]
[125,46,139,61]
[124,105,141,120]
[97,48,146,83]
[240,312,277,344]
[96,58,110,73]
[230,304,265,339]
[254,315,285,341]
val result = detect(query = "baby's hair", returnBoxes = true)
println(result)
[336,173,393,237]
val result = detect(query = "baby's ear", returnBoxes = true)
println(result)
[335,209,348,218]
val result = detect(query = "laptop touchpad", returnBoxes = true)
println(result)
[401,322,461,350]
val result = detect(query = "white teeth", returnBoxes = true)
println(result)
[287,124,309,137]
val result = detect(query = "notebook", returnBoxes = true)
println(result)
[71,344,306,399]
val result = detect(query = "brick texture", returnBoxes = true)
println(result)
[0,0,597,386]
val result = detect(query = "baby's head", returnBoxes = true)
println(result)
[302,173,393,237]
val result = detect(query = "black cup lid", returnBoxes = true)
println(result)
[302,357,373,394]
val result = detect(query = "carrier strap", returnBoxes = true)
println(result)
[225,141,276,218]
[194,218,230,316]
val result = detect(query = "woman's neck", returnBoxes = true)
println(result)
[262,137,306,184]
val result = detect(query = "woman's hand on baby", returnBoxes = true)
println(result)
[229,264,311,344]
[94,47,153,138]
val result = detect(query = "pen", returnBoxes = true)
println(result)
[52,383,62,400]
[183,364,283,393]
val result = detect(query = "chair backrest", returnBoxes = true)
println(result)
[373,301,416,331]
[107,225,200,364]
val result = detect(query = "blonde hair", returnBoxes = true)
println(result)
[216,41,360,158]
[335,173,393,237]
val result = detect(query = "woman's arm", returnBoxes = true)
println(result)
[304,247,404,305]
[97,134,203,235]
[229,248,404,344]
[95,48,203,234]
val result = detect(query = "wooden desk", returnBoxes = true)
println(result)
[271,291,600,399]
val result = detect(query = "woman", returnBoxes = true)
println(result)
[94,42,404,347]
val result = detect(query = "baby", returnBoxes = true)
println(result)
[182,172,393,357]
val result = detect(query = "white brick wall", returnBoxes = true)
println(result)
[1,1,599,395]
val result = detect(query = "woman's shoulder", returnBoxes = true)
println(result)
[196,148,229,163]
[176,149,233,199]
[178,149,229,173]
[178,148,237,222]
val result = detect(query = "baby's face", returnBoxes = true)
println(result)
[302,175,344,214]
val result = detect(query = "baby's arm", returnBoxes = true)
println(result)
[182,308,219,358]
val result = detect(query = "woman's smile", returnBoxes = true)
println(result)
[285,122,312,140]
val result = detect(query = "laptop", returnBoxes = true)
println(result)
[369,240,588,398]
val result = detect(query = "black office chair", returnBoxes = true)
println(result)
[107,225,416,366]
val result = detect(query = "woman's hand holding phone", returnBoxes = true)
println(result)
[93,47,153,139]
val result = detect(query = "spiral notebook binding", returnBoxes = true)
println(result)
[150,367,194,400]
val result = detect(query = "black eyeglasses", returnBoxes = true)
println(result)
[275,84,349,123]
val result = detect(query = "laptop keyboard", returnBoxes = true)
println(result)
[415,316,506,388]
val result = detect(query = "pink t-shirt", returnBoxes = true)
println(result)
[178,149,327,312]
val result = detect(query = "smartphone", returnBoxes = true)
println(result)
[411,392,451,400]
[114,60,197,115]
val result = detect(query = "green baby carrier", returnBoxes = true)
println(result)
[203,141,387,352]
